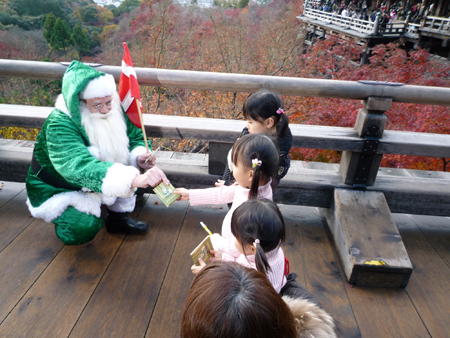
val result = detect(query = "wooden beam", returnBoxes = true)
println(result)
[2,104,450,158]
[2,60,450,105]
[323,189,413,287]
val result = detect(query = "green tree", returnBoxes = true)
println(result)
[237,0,249,7]
[72,24,89,58]
[50,18,73,56]
[112,0,141,17]
[43,12,56,43]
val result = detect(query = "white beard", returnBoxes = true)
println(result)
[80,94,130,165]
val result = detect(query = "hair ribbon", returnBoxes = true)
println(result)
[253,239,260,247]
[276,108,284,114]
[252,158,262,168]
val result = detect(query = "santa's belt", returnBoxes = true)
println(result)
[31,153,81,191]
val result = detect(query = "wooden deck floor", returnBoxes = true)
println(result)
[0,181,449,338]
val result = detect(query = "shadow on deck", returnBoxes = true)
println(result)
[0,181,449,338]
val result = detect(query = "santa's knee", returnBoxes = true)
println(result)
[53,206,103,245]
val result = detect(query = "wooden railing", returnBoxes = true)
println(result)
[302,8,450,38]
[421,16,450,35]
[1,59,450,287]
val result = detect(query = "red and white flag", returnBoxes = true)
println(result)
[119,42,142,128]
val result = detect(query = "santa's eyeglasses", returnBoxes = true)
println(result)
[85,101,112,112]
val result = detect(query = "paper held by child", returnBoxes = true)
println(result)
[190,236,214,266]
[153,182,180,207]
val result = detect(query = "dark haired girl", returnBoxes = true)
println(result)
[219,89,292,188]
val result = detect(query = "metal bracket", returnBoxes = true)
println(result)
[353,125,380,190]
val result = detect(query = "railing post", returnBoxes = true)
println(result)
[339,96,392,188]
[208,141,233,175]
[373,12,381,35]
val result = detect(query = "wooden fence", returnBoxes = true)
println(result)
[1,59,450,287]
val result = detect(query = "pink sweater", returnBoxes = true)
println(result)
[189,182,286,291]
[211,234,287,293]
[189,182,272,239]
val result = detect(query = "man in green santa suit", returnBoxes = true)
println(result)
[26,60,169,245]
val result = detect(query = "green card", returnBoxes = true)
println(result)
[153,182,180,207]
[190,236,214,266]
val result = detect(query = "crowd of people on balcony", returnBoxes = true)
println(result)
[307,0,440,24]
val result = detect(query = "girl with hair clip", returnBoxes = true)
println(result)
[181,261,337,338]
[218,89,292,188]
[212,198,288,293]
[175,133,279,260]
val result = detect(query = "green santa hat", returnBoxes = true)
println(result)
[62,61,117,139]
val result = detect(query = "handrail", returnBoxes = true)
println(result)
[1,59,450,106]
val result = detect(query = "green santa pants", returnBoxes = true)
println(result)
[53,206,103,245]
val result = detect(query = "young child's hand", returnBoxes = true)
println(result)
[210,250,222,261]
[191,257,206,275]
[215,179,225,187]
[174,188,190,200]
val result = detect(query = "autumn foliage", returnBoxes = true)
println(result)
[0,0,449,171]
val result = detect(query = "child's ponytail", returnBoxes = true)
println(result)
[275,108,289,140]
[232,134,279,200]
[231,199,286,276]
[253,239,271,275]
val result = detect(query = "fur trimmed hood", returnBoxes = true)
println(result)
[282,296,337,338]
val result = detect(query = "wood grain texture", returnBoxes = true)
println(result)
[0,218,64,324]
[68,195,189,338]
[281,204,360,338]
[145,204,226,338]
[0,181,25,209]
[0,190,34,253]
[393,213,450,338]
[0,227,123,338]
[344,285,431,338]
[325,189,412,287]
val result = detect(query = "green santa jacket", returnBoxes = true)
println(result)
[26,60,148,223]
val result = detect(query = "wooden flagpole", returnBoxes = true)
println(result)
[136,99,150,153]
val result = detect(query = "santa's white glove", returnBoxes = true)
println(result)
[132,166,170,188]
[137,152,156,170]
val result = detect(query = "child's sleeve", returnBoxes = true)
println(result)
[210,233,242,260]
[189,183,237,206]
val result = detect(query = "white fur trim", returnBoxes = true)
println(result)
[130,146,147,168]
[102,163,139,198]
[26,192,117,223]
[55,94,71,117]
[107,196,136,213]
[87,145,101,160]
[79,74,116,100]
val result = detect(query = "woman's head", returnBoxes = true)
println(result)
[243,89,289,138]
[231,199,286,275]
[231,133,279,199]
[181,261,297,338]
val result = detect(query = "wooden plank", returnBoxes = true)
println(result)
[0,226,124,337]
[146,204,226,338]
[281,204,360,338]
[2,105,450,157]
[0,181,25,209]
[68,194,189,338]
[409,214,450,267]
[0,190,35,253]
[324,189,412,287]
[393,213,450,337]
[344,285,431,338]
[0,218,64,324]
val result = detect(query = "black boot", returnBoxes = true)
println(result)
[105,211,148,235]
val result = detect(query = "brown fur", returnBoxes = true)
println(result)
[282,296,337,338]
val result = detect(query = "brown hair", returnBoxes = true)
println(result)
[181,261,297,338]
